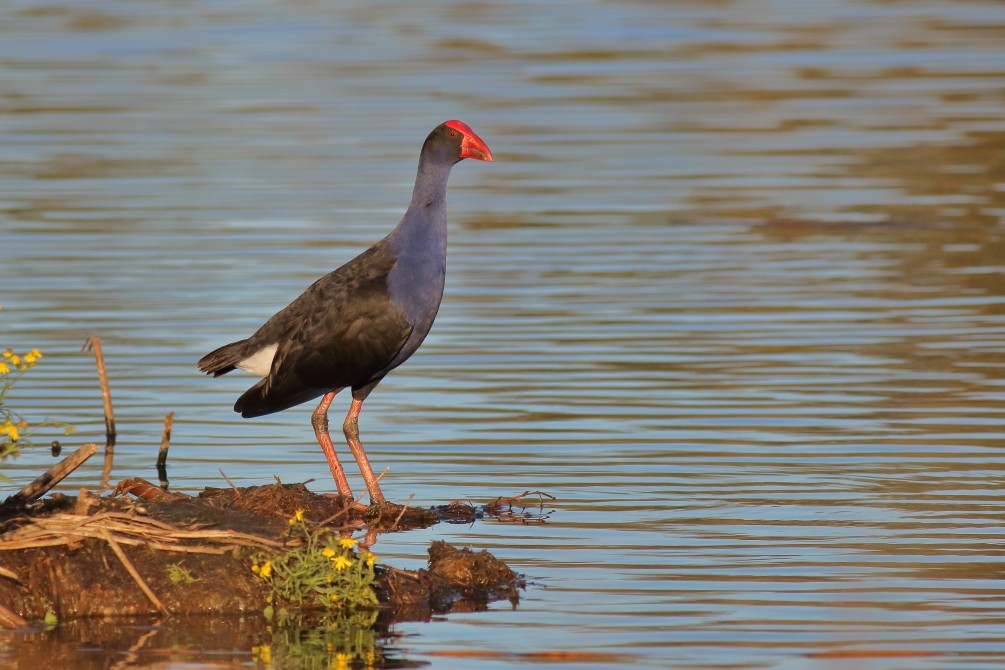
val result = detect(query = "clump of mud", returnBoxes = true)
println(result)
[0,482,531,625]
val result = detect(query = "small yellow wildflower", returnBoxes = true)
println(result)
[334,652,352,670]
[332,555,352,571]
[9,355,20,366]
[23,352,36,365]
[3,423,19,442]
[252,644,272,664]
[364,552,379,568]
[330,593,340,602]
[337,537,358,549]
[259,561,273,579]
[321,546,336,558]
[251,564,260,574]
[2,349,11,359]
[288,508,306,525]
[0,362,9,375]
[29,349,41,359]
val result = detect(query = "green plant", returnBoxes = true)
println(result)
[251,510,379,619]
[166,562,199,585]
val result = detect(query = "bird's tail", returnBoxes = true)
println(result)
[197,339,248,377]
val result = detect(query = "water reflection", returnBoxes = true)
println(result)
[0,615,411,670]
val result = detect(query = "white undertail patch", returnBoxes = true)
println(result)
[237,344,278,377]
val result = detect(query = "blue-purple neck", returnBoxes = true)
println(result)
[409,155,455,211]
[383,153,453,347]
[388,156,454,251]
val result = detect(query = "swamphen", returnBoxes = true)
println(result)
[198,120,493,504]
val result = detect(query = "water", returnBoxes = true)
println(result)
[2,0,1005,667]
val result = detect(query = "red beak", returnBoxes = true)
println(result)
[445,120,494,162]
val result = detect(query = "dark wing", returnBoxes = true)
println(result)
[234,242,413,418]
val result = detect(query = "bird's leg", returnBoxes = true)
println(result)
[343,398,386,504]
[311,392,354,499]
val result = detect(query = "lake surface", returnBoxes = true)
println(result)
[2,0,1005,667]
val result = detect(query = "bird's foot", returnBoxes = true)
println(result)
[320,492,370,512]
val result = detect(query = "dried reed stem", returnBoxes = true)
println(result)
[100,529,167,613]
[0,601,28,630]
[390,493,415,531]
[218,469,241,497]
[0,510,287,554]
[83,337,117,489]
[82,337,116,447]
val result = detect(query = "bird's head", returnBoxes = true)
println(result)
[425,120,494,164]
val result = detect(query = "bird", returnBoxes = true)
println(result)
[198,120,493,505]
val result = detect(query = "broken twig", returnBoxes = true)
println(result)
[490,490,556,508]
[2,443,98,508]
[114,478,188,503]
[157,411,174,488]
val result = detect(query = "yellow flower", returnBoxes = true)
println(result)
[330,593,340,602]
[321,547,336,558]
[288,508,306,525]
[259,561,273,579]
[3,423,19,442]
[9,355,19,366]
[251,564,259,574]
[337,537,358,549]
[332,555,352,571]
[333,652,352,670]
[29,349,41,359]
[2,349,11,359]
[23,352,36,365]
[0,362,8,375]
[252,644,272,664]
[364,552,379,568]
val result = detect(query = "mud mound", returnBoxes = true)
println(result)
[0,482,528,626]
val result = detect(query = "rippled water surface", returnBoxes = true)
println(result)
[3,0,1005,667]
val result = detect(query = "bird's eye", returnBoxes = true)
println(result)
[448,130,457,137]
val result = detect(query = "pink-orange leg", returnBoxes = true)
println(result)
[311,391,354,498]
[343,398,386,504]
